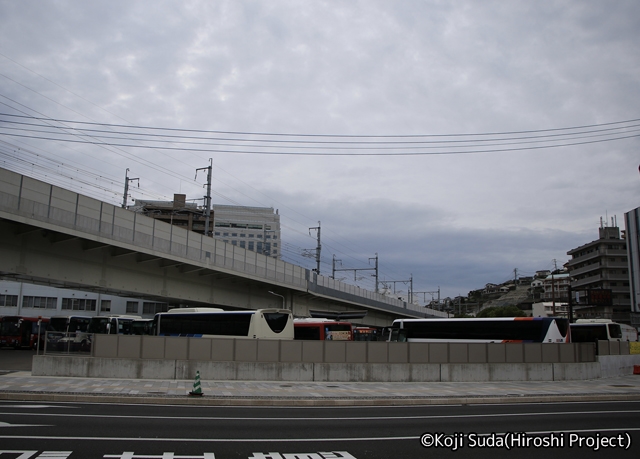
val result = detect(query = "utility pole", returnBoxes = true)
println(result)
[370,253,379,293]
[332,253,378,290]
[122,168,139,208]
[552,259,558,316]
[309,222,321,275]
[382,276,413,303]
[567,282,574,323]
[331,254,341,278]
[415,287,441,307]
[195,159,213,236]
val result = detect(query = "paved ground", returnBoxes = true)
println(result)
[2,350,640,406]
[1,370,640,406]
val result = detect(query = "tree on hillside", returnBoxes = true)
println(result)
[476,305,526,318]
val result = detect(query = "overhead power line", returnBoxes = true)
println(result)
[1,112,639,156]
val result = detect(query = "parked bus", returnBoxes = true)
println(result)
[388,317,570,343]
[47,315,92,351]
[152,308,294,340]
[293,318,353,340]
[0,316,49,349]
[88,315,141,335]
[353,326,380,341]
[130,318,153,335]
[570,319,637,342]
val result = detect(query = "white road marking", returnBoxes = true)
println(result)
[0,422,52,427]
[0,405,76,409]
[0,409,639,421]
[1,427,640,443]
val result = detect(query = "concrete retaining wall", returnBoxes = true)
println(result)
[89,335,597,364]
[33,336,636,382]
[598,354,640,378]
[33,355,608,382]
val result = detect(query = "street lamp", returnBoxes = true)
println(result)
[268,291,288,311]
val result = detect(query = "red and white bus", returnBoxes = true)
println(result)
[0,316,49,349]
[293,318,353,341]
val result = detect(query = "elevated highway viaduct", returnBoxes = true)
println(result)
[0,167,445,326]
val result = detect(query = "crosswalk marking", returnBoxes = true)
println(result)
[0,453,71,459]
[103,454,216,459]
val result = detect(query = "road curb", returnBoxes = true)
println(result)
[2,391,640,406]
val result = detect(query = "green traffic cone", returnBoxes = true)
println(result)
[189,370,203,396]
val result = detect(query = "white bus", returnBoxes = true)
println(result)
[88,315,142,335]
[388,317,570,343]
[130,318,153,335]
[571,319,637,342]
[152,308,294,340]
[46,315,92,351]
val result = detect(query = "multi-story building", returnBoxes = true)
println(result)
[566,223,631,323]
[532,301,569,318]
[131,194,214,236]
[131,195,282,259]
[541,272,570,303]
[0,280,171,319]
[625,207,640,329]
[212,204,281,259]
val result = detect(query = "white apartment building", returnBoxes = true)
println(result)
[0,280,170,319]
[213,205,281,259]
[541,273,571,302]
[566,224,630,323]
[532,301,569,318]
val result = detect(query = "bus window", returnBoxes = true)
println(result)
[607,324,622,339]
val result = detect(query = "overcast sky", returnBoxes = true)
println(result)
[1,1,638,302]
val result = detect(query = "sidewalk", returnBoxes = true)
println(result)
[1,371,640,406]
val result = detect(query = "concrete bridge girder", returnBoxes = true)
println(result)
[0,218,382,320]
[0,219,272,309]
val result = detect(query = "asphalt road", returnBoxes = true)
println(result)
[1,400,639,458]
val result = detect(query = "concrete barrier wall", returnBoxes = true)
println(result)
[32,355,604,382]
[597,340,630,355]
[36,336,628,382]
[598,354,640,378]
[91,334,596,364]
